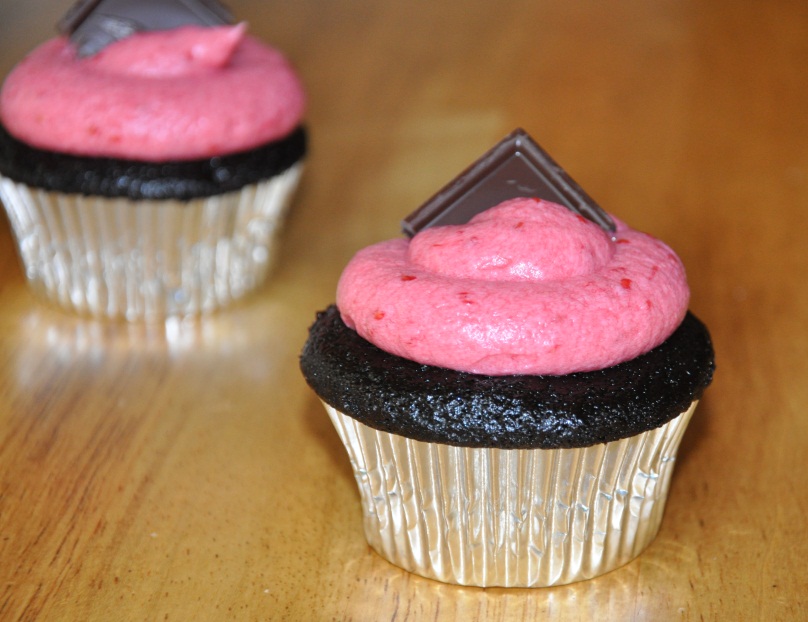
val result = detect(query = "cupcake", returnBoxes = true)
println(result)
[300,129,714,587]
[0,0,306,320]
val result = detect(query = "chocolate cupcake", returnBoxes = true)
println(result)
[300,130,714,587]
[0,0,306,319]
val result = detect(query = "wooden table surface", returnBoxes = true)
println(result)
[1,1,807,620]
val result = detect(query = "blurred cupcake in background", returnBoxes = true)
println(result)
[0,0,307,320]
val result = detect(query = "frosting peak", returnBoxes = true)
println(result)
[409,199,613,282]
[337,198,690,376]
[92,24,248,77]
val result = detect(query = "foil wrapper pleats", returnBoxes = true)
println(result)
[0,163,302,320]
[324,401,698,587]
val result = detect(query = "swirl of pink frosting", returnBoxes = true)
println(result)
[0,25,305,161]
[337,198,690,376]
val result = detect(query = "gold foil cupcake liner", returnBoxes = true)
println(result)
[0,162,302,320]
[324,400,698,588]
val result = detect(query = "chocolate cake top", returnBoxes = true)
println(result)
[0,124,306,200]
[300,306,714,449]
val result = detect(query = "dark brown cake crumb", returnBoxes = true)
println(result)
[0,124,306,201]
[300,305,715,449]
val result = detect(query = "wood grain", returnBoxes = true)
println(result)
[1,0,807,619]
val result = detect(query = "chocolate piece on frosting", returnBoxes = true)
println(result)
[59,0,234,57]
[402,128,616,237]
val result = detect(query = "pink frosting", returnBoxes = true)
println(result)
[337,198,690,376]
[0,25,305,161]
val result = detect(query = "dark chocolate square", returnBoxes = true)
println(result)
[402,128,615,236]
[59,0,234,57]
